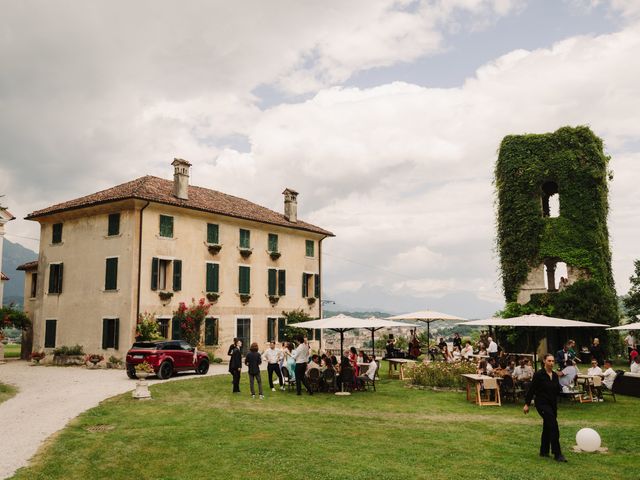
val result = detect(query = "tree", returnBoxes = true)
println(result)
[623,259,640,319]
[281,309,314,342]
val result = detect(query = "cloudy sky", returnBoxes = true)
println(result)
[1,0,639,317]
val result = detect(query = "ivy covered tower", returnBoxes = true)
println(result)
[495,126,618,326]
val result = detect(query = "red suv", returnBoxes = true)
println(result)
[125,340,209,379]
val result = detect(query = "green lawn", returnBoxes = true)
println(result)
[3,344,21,358]
[11,372,639,480]
[0,382,17,404]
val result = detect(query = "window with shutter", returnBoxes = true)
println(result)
[151,257,159,290]
[44,319,57,348]
[30,273,37,298]
[52,223,63,244]
[239,228,250,248]
[48,263,63,294]
[305,240,314,257]
[159,215,174,238]
[268,233,278,252]
[205,317,218,345]
[206,263,219,292]
[239,266,251,294]
[172,260,182,291]
[105,258,118,290]
[314,273,320,298]
[108,213,120,236]
[278,269,286,296]
[277,318,286,342]
[267,318,276,342]
[207,223,219,244]
[268,269,277,296]
[102,318,119,349]
[171,316,182,340]
[302,273,310,298]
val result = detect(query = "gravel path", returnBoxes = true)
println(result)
[0,360,228,479]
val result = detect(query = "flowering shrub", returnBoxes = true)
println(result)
[173,298,211,347]
[407,361,477,389]
[136,312,161,341]
[135,361,154,373]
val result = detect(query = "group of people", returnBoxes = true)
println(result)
[227,337,378,398]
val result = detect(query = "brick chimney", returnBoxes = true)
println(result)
[171,158,191,200]
[282,188,298,223]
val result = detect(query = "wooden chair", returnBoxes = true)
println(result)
[340,367,355,392]
[280,366,296,391]
[322,368,337,392]
[307,368,321,393]
[478,377,501,406]
[499,374,517,403]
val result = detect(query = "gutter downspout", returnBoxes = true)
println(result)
[318,236,325,352]
[136,202,150,323]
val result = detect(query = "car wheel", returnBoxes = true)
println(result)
[196,359,209,375]
[126,365,137,379]
[157,360,173,380]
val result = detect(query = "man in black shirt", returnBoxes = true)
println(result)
[524,353,567,462]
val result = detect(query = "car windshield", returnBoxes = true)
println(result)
[132,342,160,349]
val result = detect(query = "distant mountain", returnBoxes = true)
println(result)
[2,238,38,306]
[323,310,392,319]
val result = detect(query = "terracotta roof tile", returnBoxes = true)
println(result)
[16,261,38,271]
[25,176,334,236]
[0,207,15,220]
[1,272,8,281]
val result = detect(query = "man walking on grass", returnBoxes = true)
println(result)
[523,353,567,462]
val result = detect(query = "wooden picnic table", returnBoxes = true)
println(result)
[387,358,416,380]
[461,374,502,405]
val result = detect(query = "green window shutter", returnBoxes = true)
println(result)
[205,318,217,345]
[114,319,120,350]
[315,329,321,342]
[314,273,320,298]
[206,263,219,292]
[277,318,286,343]
[151,257,159,290]
[267,318,276,342]
[48,265,56,293]
[268,233,278,252]
[108,213,120,236]
[57,263,63,293]
[239,266,250,294]
[306,240,314,257]
[268,268,277,296]
[278,269,286,296]
[207,223,219,244]
[159,215,174,238]
[302,273,308,297]
[172,260,182,292]
[105,258,118,290]
[45,320,57,348]
[171,317,181,340]
[239,229,250,248]
[102,318,109,349]
[52,223,63,244]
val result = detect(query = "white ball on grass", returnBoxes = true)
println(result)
[576,428,601,452]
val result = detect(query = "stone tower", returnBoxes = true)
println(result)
[495,126,616,310]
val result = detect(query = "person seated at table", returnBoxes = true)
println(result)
[306,355,321,376]
[587,359,603,376]
[631,355,640,374]
[439,344,452,362]
[555,342,571,370]
[505,360,516,376]
[602,360,617,391]
[336,356,353,390]
[461,341,473,360]
[437,337,447,350]
[452,345,462,362]
[557,359,578,393]
[348,347,359,375]
[357,350,369,364]
[357,355,378,387]
[477,342,488,357]
[330,355,339,370]
[477,359,491,376]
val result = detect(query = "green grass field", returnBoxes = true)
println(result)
[0,382,17,404]
[2,344,21,358]
[10,371,639,480]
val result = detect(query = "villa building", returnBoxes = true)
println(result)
[21,160,333,357]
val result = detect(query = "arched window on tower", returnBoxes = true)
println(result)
[543,259,568,292]
[541,181,560,218]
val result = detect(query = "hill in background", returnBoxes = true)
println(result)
[2,238,38,307]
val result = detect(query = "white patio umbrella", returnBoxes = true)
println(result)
[458,314,609,367]
[387,310,466,347]
[360,317,420,357]
[608,321,640,330]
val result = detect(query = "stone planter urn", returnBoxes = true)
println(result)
[133,372,152,400]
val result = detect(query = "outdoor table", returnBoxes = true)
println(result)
[461,374,502,405]
[387,358,416,380]
[576,374,596,403]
